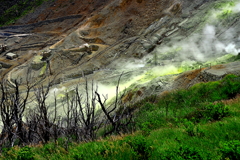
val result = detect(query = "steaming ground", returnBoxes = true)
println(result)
[97,2,240,99]
[46,19,240,108]
[2,0,240,116]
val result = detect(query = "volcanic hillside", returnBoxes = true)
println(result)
[0,0,240,99]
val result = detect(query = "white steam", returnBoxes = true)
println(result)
[49,86,67,99]
[124,61,145,69]
[51,1,240,106]
[201,25,216,55]
[157,23,239,65]
[225,43,240,55]
[233,3,240,12]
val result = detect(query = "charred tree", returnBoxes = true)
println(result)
[0,79,32,147]
[95,73,133,136]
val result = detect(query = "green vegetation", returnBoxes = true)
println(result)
[1,74,240,159]
[0,0,54,26]
[213,0,239,20]
[40,62,47,75]
[214,1,235,10]
[218,9,233,19]
[179,54,240,72]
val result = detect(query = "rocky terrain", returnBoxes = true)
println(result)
[0,0,240,104]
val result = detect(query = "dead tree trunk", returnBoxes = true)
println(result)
[0,79,32,147]
[33,84,57,144]
[95,73,133,136]
[63,79,102,142]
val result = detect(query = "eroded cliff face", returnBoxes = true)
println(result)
[0,0,240,101]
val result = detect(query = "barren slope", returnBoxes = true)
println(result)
[0,0,240,101]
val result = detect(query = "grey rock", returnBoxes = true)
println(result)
[90,45,99,51]
[0,62,12,68]
[6,52,18,60]
[31,61,46,70]
[41,50,52,60]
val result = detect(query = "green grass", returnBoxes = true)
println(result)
[1,74,240,159]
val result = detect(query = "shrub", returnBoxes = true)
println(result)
[184,102,230,123]
[141,102,156,112]
[160,145,205,160]
[183,119,195,136]
[182,119,205,137]
[222,75,240,98]
[201,102,230,121]
[123,135,152,159]
[220,140,240,160]
[140,121,152,136]
[17,146,34,160]
[43,143,56,154]
[71,150,84,160]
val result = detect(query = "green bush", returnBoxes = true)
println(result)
[183,119,196,136]
[185,102,230,123]
[72,151,84,160]
[135,102,166,135]
[181,119,205,137]
[222,75,240,98]
[220,140,240,160]
[201,102,230,121]
[43,143,56,154]
[141,102,156,112]
[17,146,34,160]
[72,154,83,160]
[123,135,152,159]
[159,145,205,160]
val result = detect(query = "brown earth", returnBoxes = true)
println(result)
[0,0,240,101]
[0,0,181,81]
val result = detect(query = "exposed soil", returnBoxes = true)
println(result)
[0,0,240,101]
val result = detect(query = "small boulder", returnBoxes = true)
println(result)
[0,62,12,68]
[80,30,89,36]
[90,45,99,51]
[142,41,156,53]
[6,53,18,60]
[31,55,46,70]
[31,62,46,70]
[41,50,52,60]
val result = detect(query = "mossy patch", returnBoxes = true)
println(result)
[33,55,43,63]
[179,61,201,72]
[31,55,46,70]
[214,1,235,10]
[218,9,233,19]
[205,54,237,66]
[213,0,239,20]
[40,62,47,75]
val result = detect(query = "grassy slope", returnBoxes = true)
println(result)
[1,74,240,160]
